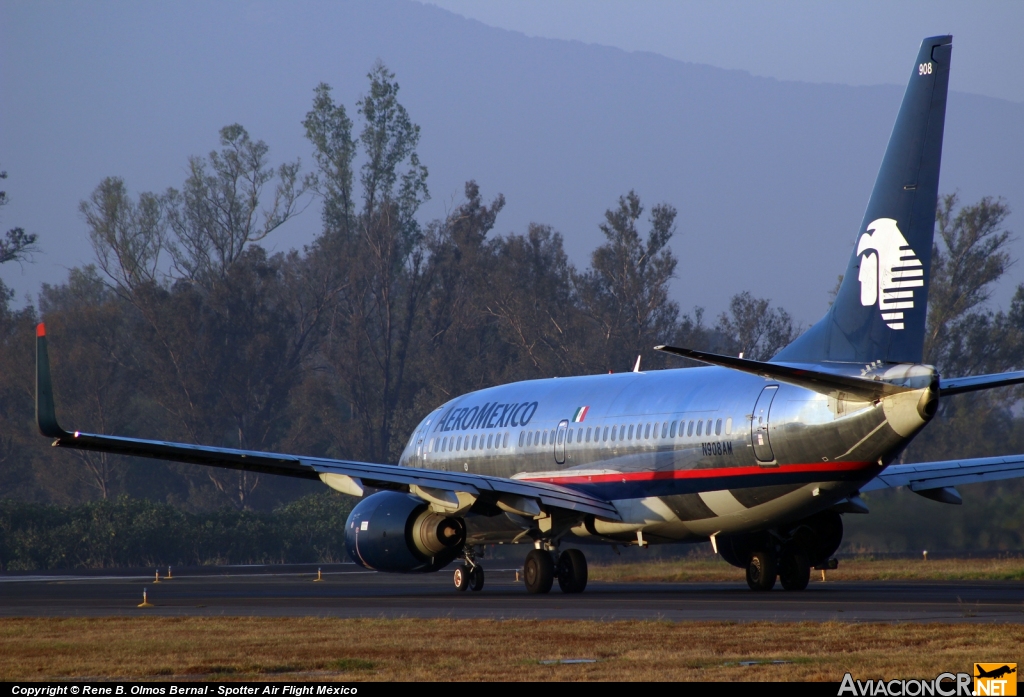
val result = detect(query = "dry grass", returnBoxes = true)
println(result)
[1,617,1022,681]
[588,556,1024,584]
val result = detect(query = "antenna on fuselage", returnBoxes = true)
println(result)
[633,355,641,373]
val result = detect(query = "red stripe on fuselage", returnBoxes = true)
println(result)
[519,461,874,486]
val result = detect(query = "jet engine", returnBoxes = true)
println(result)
[345,491,466,572]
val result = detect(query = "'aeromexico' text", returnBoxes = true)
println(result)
[434,401,538,432]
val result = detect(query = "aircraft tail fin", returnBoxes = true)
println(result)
[775,36,952,365]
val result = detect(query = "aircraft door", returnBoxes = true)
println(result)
[554,420,568,464]
[751,385,778,463]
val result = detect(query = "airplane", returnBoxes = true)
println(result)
[34,35,1024,594]
[975,666,1016,680]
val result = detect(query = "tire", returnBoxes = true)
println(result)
[745,550,777,591]
[779,549,810,591]
[523,549,555,594]
[557,549,588,593]
[453,564,471,592]
[469,565,485,592]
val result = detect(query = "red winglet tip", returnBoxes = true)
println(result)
[36,323,46,337]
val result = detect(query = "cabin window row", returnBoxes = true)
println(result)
[424,416,733,456]
[557,417,732,445]
[427,432,511,453]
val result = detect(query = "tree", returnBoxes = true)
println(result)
[715,291,797,361]
[306,64,431,463]
[303,83,357,238]
[80,177,165,295]
[78,127,316,509]
[924,193,1013,374]
[165,124,306,286]
[0,167,38,266]
[576,191,680,370]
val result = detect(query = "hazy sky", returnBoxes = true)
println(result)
[425,0,1024,102]
[2,1,1022,322]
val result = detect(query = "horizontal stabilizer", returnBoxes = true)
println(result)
[939,370,1024,396]
[654,345,911,401]
[862,455,1024,495]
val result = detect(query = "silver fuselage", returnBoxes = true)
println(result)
[398,364,935,546]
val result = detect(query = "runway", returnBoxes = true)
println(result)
[3,564,1024,622]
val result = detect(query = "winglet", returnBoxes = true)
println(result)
[36,323,71,439]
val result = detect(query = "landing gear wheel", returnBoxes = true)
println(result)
[745,550,777,591]
[453,564,471,592]
[469,565,485,592]
[557,549,588,593]
[779,549,810,591]
[523,549,555,594]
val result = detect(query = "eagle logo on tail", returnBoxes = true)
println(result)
[856,218,923,330]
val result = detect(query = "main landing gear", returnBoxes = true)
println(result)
[453,545,589,594]
[523,547,588,594]
[745,546,811,592]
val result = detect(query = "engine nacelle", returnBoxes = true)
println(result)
[345,491,466,573]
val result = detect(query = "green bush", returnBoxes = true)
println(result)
[0,493,355,570]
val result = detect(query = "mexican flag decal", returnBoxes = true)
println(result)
[572,406,589,423]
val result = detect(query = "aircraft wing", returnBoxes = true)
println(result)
[35,325,620,521]
[860,455,1024,503]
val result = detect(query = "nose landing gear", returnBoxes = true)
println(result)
[454,549,485,592]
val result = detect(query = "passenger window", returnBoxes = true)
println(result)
[628,424,634,439]
[542,431,548,446]
[487,434,493,448]
[610,425,617,441]
[687,420,694,437]
[670,421,677,438]
[526,432,532,446]
[661,422,668,438]
[716,419,722,436]
[536,430,541,445]
[696,421,703,436]
[644,423,651,439]
[586,427,592,443]
[441,437,447,452]
[557,430,564,445]
[519,431,525,447]
[726,417,733,435]
[653,422,659,438]
[503,432,509,448]
[472,435,478,449]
